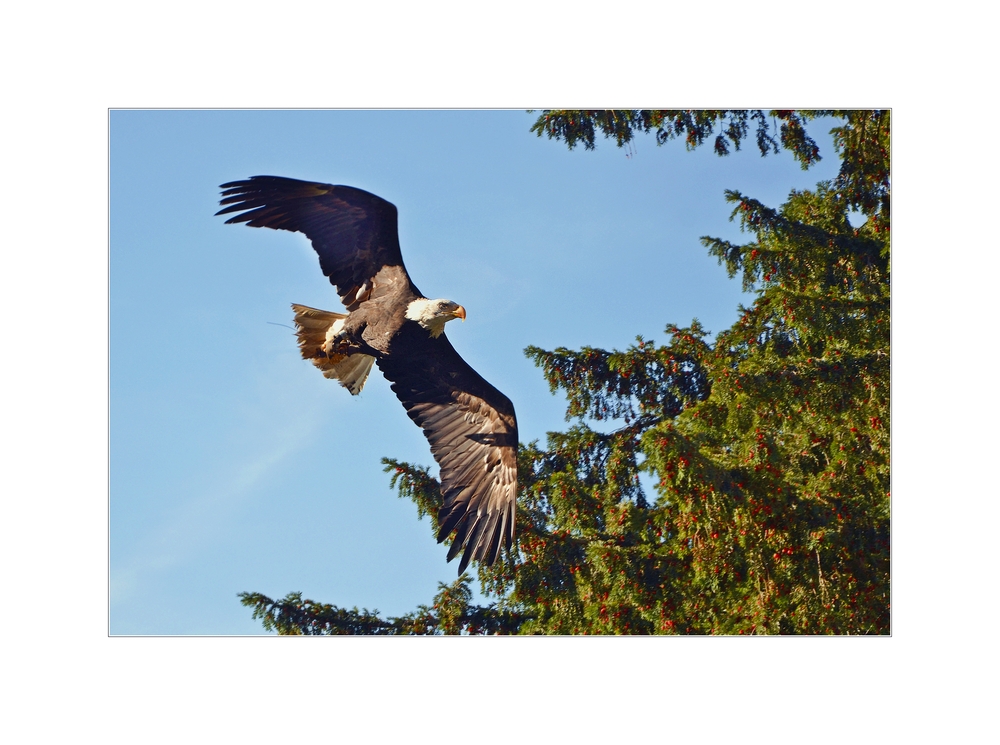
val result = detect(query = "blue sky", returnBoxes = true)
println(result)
[110,110,844,634]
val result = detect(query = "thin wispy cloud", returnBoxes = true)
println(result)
[111,407,322,608]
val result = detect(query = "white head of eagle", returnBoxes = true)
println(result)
[405,298,467,338]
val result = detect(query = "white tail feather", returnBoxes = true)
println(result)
[290,303,375,395]
[322,354,376,395]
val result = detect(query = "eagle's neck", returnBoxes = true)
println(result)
[405,298,448,338]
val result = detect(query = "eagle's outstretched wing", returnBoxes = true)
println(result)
[377,326,518,574]
[216,176,418,308]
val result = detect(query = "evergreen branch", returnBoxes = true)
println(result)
[238,576,530,635]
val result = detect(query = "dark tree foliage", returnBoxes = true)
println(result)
[529,109,821,165]
[238,574,526,635]
[531,110,890,236]
[241,110,889,634]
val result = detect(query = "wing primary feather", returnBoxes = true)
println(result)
[483,509,506,566]
[459,510,493,572]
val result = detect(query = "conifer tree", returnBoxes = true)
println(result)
[240,110,889,634]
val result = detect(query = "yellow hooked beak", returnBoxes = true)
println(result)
[453,305,466,322]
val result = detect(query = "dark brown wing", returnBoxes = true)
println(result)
[377,326,517,574]
[216,176,419,308]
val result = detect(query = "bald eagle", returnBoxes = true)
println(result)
[217,176,517,573]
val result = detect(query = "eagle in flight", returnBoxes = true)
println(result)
[217,176,517,573]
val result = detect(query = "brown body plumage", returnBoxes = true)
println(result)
[217,176,517,573]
